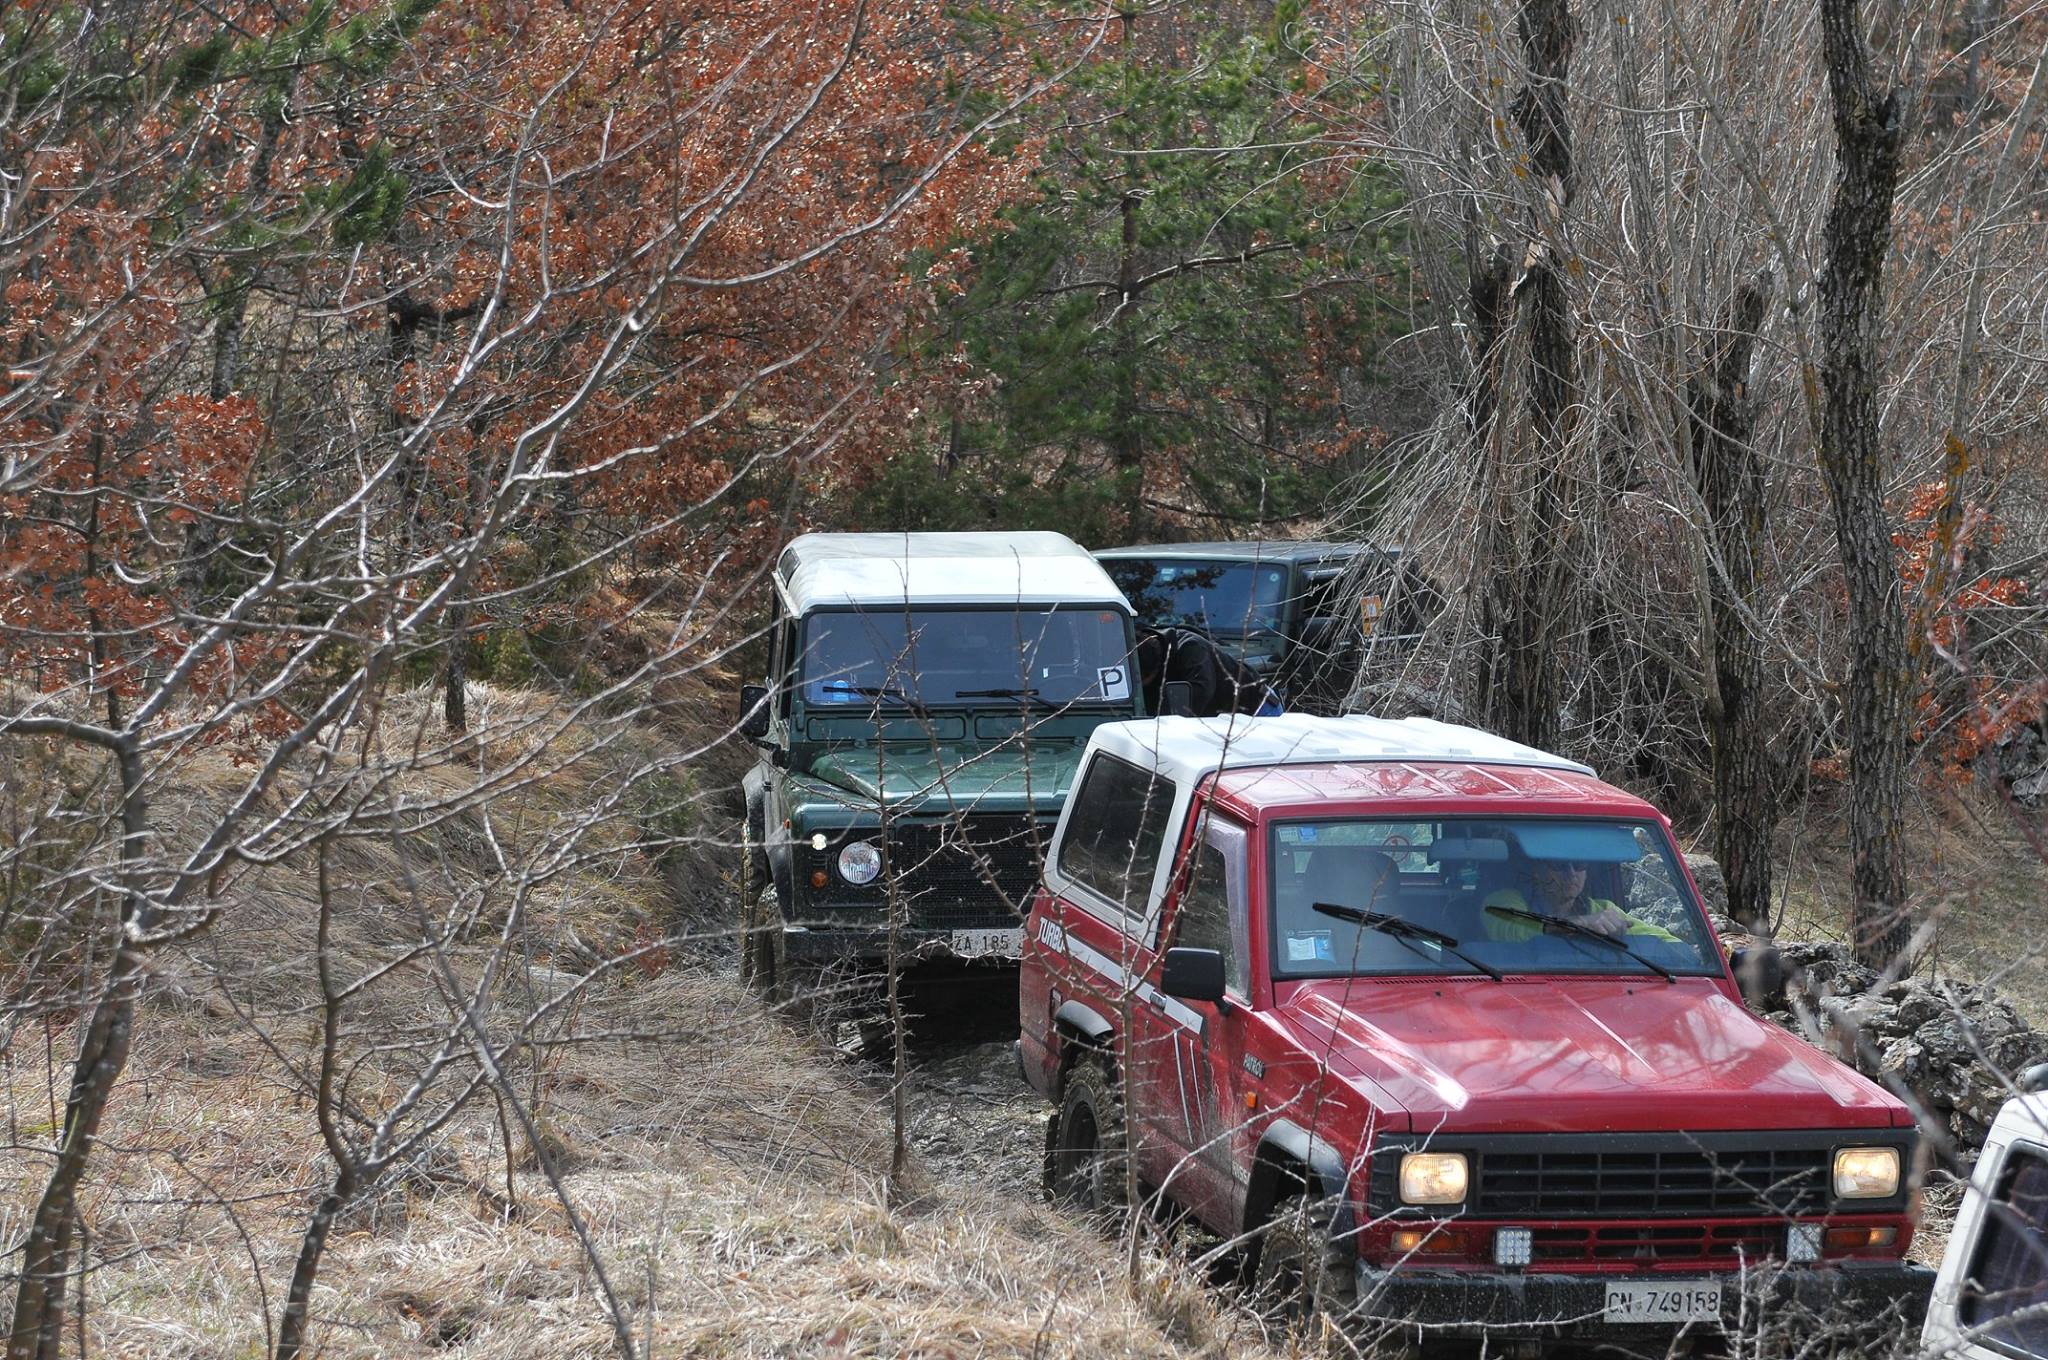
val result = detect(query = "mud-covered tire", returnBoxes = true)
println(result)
[738,817,778,993]
[1253,1193,1356,1333]
[1045,1057,1128,1215]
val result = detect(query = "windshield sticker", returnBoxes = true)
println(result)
[1285,931,1333,963]
[1097,665,1130,700]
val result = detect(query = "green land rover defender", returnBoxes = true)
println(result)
[737,532,1142,997]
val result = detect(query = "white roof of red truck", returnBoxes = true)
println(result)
[1084,714,1594,787]
[1045,716,1606,926]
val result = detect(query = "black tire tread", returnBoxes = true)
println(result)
[1253,1191,1356,1332]
[1046,1055,1129,1213]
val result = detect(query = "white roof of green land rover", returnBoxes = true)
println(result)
[777,531,1133,615]
[1083,714,1593,788]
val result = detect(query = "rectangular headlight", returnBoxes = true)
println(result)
[1832,1146,1900,1199]
[1399,1152,1469,1205]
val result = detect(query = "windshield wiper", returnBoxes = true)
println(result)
[1313,902,1504,981]
[1481,904,1675,981]
[952,686,1055,706]
[842,685,931,716]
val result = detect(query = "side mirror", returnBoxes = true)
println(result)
[739,683,771,742]
[1162,680,1195,718]
[1729,944,1786,1011]
[1160,947,1226,1005]
[2021,1063,2048,1094]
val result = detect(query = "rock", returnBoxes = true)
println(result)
[1974,1000,2025,1042]
[1991,1031,2048,1074]
[1778,939,1847,968]
[1778,940,1879,997]
[1760,938,2048,1165]
[1896,989,1943,1031]
[1993,715,2048,807]
[1827,994,1901,1040]
[1684,854,1730,918]
[1879,1037,1927,1087]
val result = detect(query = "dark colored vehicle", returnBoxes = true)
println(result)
[737,532,1142,994]
[1094,541,1437,713]
[1019,714,1933,1352]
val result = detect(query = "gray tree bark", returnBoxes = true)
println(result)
[1816,0,1913,967]
[1689,277,1775,931]
[1472,0,1578,753]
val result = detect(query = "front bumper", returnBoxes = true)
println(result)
[779,924,1022,966]
[1349,1260,1934,1342]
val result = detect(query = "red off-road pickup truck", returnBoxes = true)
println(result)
[1018,715,1933,1352]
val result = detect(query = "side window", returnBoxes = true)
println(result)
[1960,1143,2048,1353]
[1175,815,1250,997]
[769,598,793,712]
[1301,565,1350,622]
[1058,754,1175,917]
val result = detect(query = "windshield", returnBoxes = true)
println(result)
[1102,558,1292,637]
[1268,817,1722,978]
[798,607,1134,709]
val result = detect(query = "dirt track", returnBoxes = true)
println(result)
[851,964,1050,1201]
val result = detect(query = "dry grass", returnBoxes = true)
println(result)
[2,681,1277,1360]
[1772,780,2048,1027]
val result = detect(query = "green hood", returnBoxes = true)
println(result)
[802,743,1084,815]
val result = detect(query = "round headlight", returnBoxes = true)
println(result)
[836,840,882,886]
[1832,1146,1901,1199]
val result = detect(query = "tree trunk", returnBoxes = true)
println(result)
[1690,277,1775,931]
[444,605,469,735]
[1472,0,1578,753]
[7,745,151,1360]
[1816,0,1912,968]
[275,1172,355,1360]
[1110,4,1145,538]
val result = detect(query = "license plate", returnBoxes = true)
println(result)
[951,927,1023,958]
[1602,1280,1721,1324]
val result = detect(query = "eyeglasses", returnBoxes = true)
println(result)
[1538,860,1590,873]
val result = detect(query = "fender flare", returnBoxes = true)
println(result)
[1053,999,1114,1050]
[1246,1118,1357,1243]
[740,766,795,910]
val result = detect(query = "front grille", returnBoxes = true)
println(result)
[1529,1222,1784,1264]
[1369,1132,1898,1220]
[810,816,1052,930]
[1476,1146,1830,1218]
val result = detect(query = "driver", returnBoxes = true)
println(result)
[1482,856,1680,943]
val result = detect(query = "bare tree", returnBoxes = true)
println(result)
[1467,0,1581,754]
[1815,0,1913,967]
[1,2,1070,1354]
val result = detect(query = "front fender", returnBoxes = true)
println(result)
[1247,1118,1357,1242]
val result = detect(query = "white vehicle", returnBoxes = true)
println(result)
[1922,1065,2048,1359]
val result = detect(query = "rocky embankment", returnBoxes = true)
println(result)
[1769,940,2046,1162]
[1690,857,2048,1164]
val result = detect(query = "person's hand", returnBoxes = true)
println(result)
[1582,908,1631,938]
